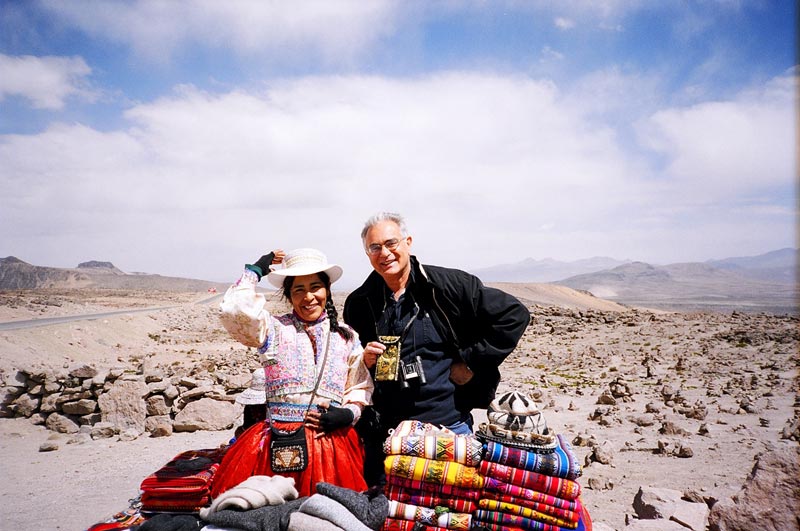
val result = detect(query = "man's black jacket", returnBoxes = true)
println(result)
[343,255,531,412]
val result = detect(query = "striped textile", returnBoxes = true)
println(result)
[484,435,581,480]
[387,500,472,530]
[385,455,485,489]
[479,461,581,500]
[474,509,564,531]
[482,477,579,512]
[382,517,450,531]
[385,475,483,501]
[385,484,477,513]
[479,499,579,529]
[480,492,580,523]
[383,433,484,466]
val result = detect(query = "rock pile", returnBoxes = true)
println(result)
[1,359,255,441]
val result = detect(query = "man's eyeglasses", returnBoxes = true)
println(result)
[367,238,401,256]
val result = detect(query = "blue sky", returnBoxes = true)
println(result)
[0,1,796,287]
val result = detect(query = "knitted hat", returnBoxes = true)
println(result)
[236,368,267,405]
[266,248,343,288]
[477,391,558,452]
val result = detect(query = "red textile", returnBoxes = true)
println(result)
[139,448,224,512]
[210,421,366,498]
[483,477,579,511]
[480,461,581,500]
[382,517,450,531]
[385,475,483,501]
[385,484,477,513]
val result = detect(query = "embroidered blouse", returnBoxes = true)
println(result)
[219,269,373,423]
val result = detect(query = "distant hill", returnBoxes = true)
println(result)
[706,247,798,284]
[0,257,227,292]
[472,256,630,282]
[554,251,798,314]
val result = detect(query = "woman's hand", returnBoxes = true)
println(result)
[271,250,285,264]
[362,341,386,369]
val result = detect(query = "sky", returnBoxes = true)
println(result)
[0,1,797,288]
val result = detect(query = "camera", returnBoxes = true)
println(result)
[399,356,426,388]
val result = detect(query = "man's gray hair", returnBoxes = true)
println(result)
[361,212,409,244]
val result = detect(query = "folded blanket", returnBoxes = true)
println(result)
[199,475,298,519]
[478,499,579,529]
[298,494,372,531]
[382,517,451,531]
[482,477,579,511]
[387,499,471,530]
[479,462,580,500]
[385,484,477,514]
[203,497,306,531]
[140,448,225,494]
[474,509,564,531]
[140,491,211,513]
[479,492,579,523]
[386,476,483,501]
[484,435,581,480]
[287,512,344,531]
[383,433,483,466]
[385,455,484,489]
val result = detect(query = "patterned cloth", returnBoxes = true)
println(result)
[385,455,485,489]
[383,433,484,466]
[139,448,224,512]
[383,517,451,531]
[482,477,579,511]
[480,492,579,523]
[386,475,484,501]
[477,423,558,453]
[479,499,579,529]
[479,462,581,500]
[387,500,472,530]
[474,509,570,531]
[385,484,477,513]
[484,435,581,480]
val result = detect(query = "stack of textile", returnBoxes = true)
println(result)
[475,392,591,531]
[139,448,226,513]
[382,420,485,531]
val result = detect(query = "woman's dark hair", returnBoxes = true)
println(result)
[282,271,354,341]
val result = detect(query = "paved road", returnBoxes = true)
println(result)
[0,292,224,331]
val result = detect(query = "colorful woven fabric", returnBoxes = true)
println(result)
[383,517,450,531]
[480,461,581,500]
[387,500,471,530]
[477,423,558,453]
[383,433,484,466]
[475,502,593,531]
[484,435,581,480]
[479,499,579,529]
[474,509,563,531]
[389,420,447,437]
[86,496,145,530]
[385,455,485,489]
[385,475,483,501]
[140,492,211,513]
[385,484,477,513]
[481,492,579,522]
[483,477,579,511]
[140,448,224,493]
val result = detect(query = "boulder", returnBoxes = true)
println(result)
[146,395,171,416]
[98,380,148,434]
[708,447,800,531]
[11,393,40,417]
[45,412,80,434]
[61,398,97,415]
[173,398,237,432]
[633,486,683,519]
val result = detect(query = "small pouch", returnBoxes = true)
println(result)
[269,425,308,473]
[375,335,401,381]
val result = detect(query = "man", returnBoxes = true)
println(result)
[343,212,530,485]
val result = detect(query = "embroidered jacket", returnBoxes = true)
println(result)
[219,269,373,422]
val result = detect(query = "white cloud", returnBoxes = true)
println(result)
[554,17,575,30]
[39,0,401,64]
[636,71,796,198]
[0,54,93,109]
[1,70,795,282]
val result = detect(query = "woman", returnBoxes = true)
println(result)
[212,248,373,497]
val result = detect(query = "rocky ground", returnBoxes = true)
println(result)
[0,288,797,531]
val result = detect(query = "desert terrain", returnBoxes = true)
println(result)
[0,285,797,531]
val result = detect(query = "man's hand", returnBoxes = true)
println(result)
[362,341,386,369]
[449,361,474,385]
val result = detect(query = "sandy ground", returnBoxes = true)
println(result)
[0,288,797,531]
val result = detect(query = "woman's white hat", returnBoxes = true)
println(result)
[266,248,343,288]
[236,368,267,405]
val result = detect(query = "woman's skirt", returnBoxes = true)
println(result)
[210,420,367,498]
